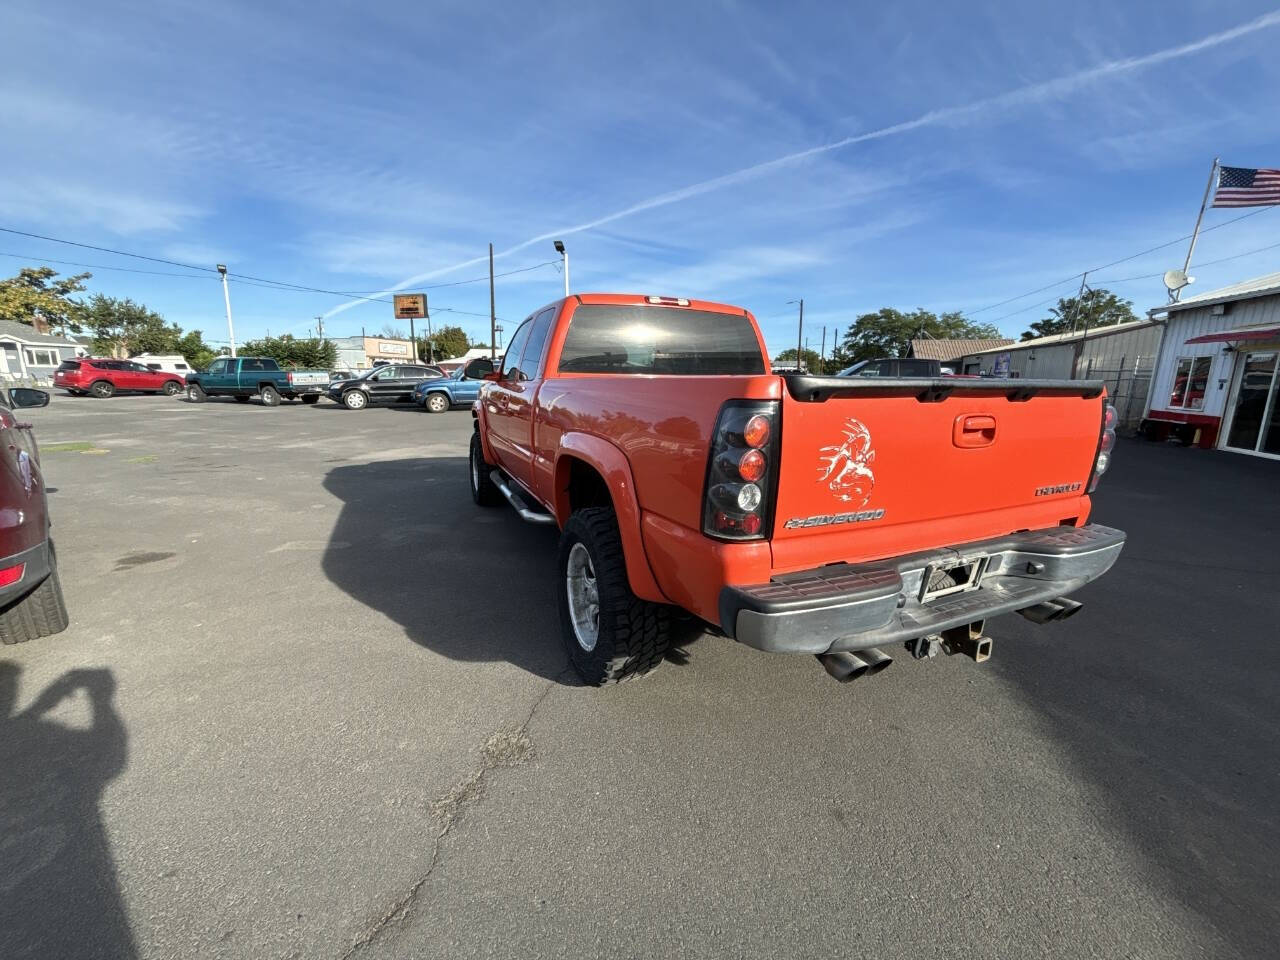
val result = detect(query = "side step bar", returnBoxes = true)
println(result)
[490,470,556,525]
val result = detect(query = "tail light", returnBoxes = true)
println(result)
[287,371,294,384]
[703,401,780,540]
[1088,402,1117,493]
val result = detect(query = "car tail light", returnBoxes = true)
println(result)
[0,563,25,588]
[703,401,780,541]
[1088,402,1117,493]
[286,371,294,384]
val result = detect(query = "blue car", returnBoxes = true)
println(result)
[413,361,493,413]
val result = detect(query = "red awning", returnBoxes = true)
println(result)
[1186,326,1280,345]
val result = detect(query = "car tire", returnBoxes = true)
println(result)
[187,383,207,402]
[234,395,250,403]
[0,547,70,645]
[343,390,368,410]
[162,380,182,396]
[557,507,670,685]
[425,392,450,413]
[469,432,503,507]
[89,380,115,399]
[259,385,281,406]
[301,395,320,404]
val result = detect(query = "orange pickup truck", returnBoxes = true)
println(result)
[470,293,1123,685]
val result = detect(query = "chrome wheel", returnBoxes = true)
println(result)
[344,391,367,409]
[427,393,449,413]
[565,541,600,652]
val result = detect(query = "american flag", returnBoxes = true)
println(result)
[1212,165,1280,207]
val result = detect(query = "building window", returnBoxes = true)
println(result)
[23,348,58,367]
[1169,356,1212,410]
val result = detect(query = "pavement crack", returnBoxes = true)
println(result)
[338,676,562,958]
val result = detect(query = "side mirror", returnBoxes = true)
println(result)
[9,388,50,409]
[464,359,495,380]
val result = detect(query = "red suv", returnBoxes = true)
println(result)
[54,358,186,398]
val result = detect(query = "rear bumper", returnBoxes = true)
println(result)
[719,524,1125,655]
[285,384,327,395]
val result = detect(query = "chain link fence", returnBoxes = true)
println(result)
[1078,355,1154,430]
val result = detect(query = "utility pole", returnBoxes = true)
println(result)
[409,314,417,362]
[315,316,324,341]
[424,293,434,364]
[216,264,236,357]
[820,326,827,375]
[787,298,804,372]
[489,243,497,360]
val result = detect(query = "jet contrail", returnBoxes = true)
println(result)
[324,10,1280,321]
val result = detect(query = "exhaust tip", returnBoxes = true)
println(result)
[858,647,894,675]
[816,652,869,683]
[1053,598,1083,620]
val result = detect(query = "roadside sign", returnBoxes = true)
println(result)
[394,294,426,319]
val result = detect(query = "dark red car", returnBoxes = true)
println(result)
[54,358,186,398]
[0,386,69,645]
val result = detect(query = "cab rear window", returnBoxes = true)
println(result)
[557,305,764,376]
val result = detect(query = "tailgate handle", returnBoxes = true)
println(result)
[954,414,997,448]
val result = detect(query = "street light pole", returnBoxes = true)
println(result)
[489,243,497,361]
[787,298,804,372]
[554,240,569,297]
[217,264,236,358]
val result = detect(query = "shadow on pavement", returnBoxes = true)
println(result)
[322,456,577,683]
[0,663,134,960]
[993,439,1280,958]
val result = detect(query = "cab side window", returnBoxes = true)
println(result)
[514,307,557,380]
[500,321,533,381]
[209,359,229,374]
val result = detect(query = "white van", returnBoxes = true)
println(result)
[131,354,194,376]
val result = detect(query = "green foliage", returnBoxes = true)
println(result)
[175,330,217,370]
[80,294,183,356]
[1021,288,1137,341]
[238,334,338,369]
[773,347,824,373]
[417,324,471,361]
[831,309,1002,366]
[0,267,90,332]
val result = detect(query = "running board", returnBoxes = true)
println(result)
[490,471,556,525]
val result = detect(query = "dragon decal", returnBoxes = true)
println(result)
[817,418,876,506]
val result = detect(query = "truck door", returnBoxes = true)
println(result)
[204,358,236,393]
[486,307,556,491]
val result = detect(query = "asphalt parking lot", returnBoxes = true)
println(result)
[2,393,1277,960]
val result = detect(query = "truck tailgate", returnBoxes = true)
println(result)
[771,376,1105,573]
[288,370,329,386]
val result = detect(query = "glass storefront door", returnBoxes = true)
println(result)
[1224,352,1280,456]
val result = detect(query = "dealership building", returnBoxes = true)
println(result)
[1143,270,1280,459]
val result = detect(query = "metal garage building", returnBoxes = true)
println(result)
[1143,270,1280,458]
[960,319,1163,427]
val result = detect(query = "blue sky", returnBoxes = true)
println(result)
[3,0,1280,356]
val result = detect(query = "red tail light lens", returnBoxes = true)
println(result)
[703,401,779,541]
[0,563,25,588]
[1088,402,1117,493]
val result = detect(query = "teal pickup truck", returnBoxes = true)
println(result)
[184,357,330,406]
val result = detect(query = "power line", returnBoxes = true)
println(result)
[0,251,214,279]
[964,206,1276,318]
[0,226,215,272]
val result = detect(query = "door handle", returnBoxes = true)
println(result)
[953,414,997,448]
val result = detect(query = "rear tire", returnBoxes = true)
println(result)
[89,380,115,399]
[469,432,503,506]
[187,384,207,402]
[343,390,368,410]
[0,549,70,645]
[301,394,320,404]
[234,395,250,403]
[259,385,281,406]
[425,392,450,413]
[162,380,182,396]
[557,508,670,685]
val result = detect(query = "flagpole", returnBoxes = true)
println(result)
[1175,157,1219,302]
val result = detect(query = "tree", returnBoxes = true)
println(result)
[174,330,217,370]
[1021,288,1137,341]
[79,294,178,356]
[0,267,90,333]
[773,347,823,373]
[833,308,1002,365]
[379,323,408,339]
[417,324,471,362]
[239,334,337,369]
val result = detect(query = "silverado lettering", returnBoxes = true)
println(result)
[468,292,1125,687]
[783,508,886,529]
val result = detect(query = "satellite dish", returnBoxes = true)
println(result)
[1163,269,1193,292]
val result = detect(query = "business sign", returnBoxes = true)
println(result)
[992,352,1011,377]
[393,293,426,319]
[378,341,410,355]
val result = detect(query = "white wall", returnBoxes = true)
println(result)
[1149,292,1280,419]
